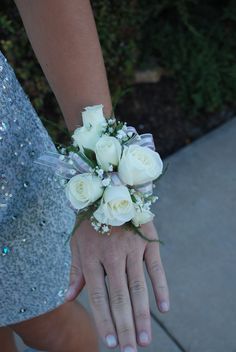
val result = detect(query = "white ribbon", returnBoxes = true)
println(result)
[34,126,155,195]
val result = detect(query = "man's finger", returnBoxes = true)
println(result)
[106,259,137,352]
[127,251,151,347]
[144,242,170,313]
[85,260,118,349]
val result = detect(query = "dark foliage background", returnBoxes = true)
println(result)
[1,0,236,152]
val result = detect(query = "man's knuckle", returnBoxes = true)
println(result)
[149,260,162,275]
[70,264,79,275]
[129,279,146,294]
[118,324,133,335]
[90,289,106,307]
[111,290,128,307]
[99,317,111,325]
[135,310,150,321]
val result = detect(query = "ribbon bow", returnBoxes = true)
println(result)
[34,126,156,196]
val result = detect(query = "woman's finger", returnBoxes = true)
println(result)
[84,260,118,349]
[65,234,85,302]
[126,250,151,347]
[144,242,170,313]
[106,259,137,352]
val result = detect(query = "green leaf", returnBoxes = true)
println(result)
[66,145,79,153]
[77,151,97,169]
[83,147,97,162]
[126,222,164,244]
[63,207,94,245]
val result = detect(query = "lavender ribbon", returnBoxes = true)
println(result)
[34,126,155,195]
[110,172,153,195]
[34,151,90,179]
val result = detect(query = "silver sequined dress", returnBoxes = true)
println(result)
[0,50,76,326]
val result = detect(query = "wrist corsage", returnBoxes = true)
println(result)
[36,104,166,243]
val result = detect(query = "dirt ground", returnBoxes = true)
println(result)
[116,77,235,158]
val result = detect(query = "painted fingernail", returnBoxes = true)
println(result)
[160,301,169,312]
[106,334,117,347]
[139,331,149,344]
[123,346,135,352]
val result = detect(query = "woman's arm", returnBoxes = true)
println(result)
[14,0,112,132]
[14,2,170,351]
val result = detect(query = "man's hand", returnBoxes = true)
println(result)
[66,220,169,351]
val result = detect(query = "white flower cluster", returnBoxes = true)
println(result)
[63,104,163,234]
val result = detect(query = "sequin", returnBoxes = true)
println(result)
[0,177,11,206]
[0,121,7,131]
[19,308,26,313]
[39,220,46,227]
[57,288,67,297]
[1,246,10,256]
[60,179,66,186]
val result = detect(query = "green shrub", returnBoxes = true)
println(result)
[0,0,236,132]
[138,0,236,116]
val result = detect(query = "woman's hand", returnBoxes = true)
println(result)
[66,220,170,351]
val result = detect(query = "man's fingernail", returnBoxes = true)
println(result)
[106,334,117,347]
[65,287,74,300]
[160,301,169,312]
[123,346,135,352]
[139,331,149,344]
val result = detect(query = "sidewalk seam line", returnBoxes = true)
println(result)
[150,309,187,352]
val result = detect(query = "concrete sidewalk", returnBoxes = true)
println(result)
[15,118,236,352]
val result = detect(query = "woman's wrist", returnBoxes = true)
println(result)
[15,0,113,131]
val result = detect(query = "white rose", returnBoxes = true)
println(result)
[93,185,135,226]
[95,135,122,171]
[72,126,101,151]
[82,104,106,130]
[132,207,154,227]
[118,145,163,185]
[65,173,103,210]
[72,105,107,151]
